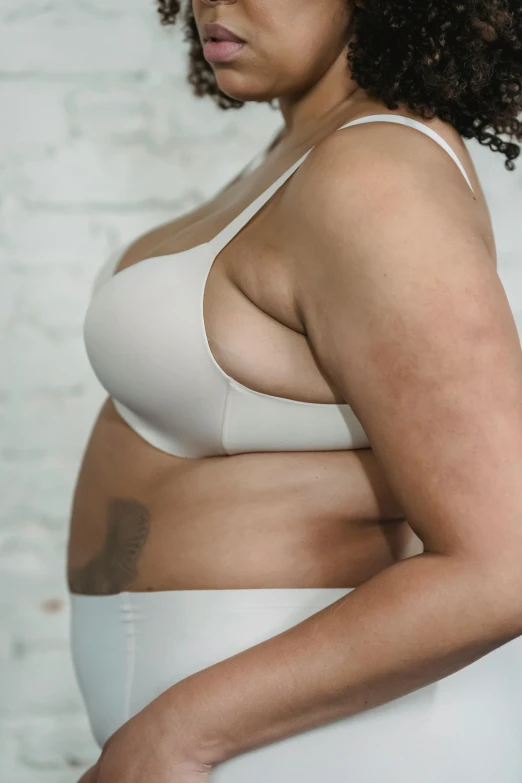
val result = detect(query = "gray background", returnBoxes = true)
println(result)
[1,2,521,781]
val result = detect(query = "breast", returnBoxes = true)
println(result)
[83,246,370,458]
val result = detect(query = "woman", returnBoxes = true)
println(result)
[69,0,522,780]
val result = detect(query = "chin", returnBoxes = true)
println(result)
[215,74,276,104]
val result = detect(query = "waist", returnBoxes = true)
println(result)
[68,501,418,594]
[69,409,416,594]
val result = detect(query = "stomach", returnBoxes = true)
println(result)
[67,397,423,595]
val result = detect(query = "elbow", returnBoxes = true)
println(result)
[493,558,522,631]
[424,541,522,638]
[464,551,522,637]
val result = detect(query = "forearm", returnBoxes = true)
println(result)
[157,551,522,766]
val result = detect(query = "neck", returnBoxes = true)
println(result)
[275,47,365,149]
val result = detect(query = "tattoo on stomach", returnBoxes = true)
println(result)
[68,498,150,595]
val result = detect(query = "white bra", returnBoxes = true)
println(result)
[84,114,475,459]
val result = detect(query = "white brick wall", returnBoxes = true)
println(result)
[1,2,521,781]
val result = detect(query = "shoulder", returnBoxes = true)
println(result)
[287,117,477,241]
[284,117,486,320]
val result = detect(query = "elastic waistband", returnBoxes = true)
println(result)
[69,586,356,610]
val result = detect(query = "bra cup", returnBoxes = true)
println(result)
[84,247,230,458]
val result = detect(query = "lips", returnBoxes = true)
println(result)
[201,22,246,64]
[203,23,245,44]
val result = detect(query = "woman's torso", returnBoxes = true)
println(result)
[67,100,495,594]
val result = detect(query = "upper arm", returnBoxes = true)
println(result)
[293,133,522,571]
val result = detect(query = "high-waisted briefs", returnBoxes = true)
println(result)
[70,587,522,782]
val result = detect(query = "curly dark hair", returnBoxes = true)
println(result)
[157,0,522,170]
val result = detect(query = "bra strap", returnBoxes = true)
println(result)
[208,148,313,256]
[209,113,475,257]
[336,114,475,195]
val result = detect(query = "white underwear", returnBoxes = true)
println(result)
[70,587,522,782]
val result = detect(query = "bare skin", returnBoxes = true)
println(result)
[67,92,494,596]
